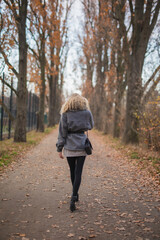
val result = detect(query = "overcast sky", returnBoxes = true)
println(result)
[63,0,84,96]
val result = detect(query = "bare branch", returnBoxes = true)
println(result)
[3,0,19,26]
[128,0,134,26]
[142,75,160,106]
[0,75,18,96]
[27,44,39,61]
[150,0,160,32]
[143,64,160,92]
[0,46,19,78]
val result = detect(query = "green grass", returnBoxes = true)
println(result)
[130,152,140,159]
[0,127,55,170]
[148,157,160,174]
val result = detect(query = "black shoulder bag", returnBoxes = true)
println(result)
[85,131,93,155]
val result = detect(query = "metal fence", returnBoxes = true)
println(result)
[0,74,39,141]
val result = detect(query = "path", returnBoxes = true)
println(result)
[0,129,160,240]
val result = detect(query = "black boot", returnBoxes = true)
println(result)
[70,195,77,212]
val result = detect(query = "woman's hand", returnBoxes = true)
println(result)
[59,152,64,159]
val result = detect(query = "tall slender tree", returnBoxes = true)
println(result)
[28,0,47,132]
[47,0,71,126]
[0,0,28,142]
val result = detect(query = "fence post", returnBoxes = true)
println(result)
[34,94,37,128]
[31,92,33,129]
[28,91,31,131]
[8,77,13,139]
[31,93,34,129]
[0,73,5,141]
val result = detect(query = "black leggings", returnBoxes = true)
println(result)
[67,156,86,196]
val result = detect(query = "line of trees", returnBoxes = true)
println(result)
[0,0,72,142]
[0,0,159,148]
[79,0,160,147]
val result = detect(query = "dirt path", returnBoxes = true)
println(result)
[0,129,160,240]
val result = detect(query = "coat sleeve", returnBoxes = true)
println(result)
[89,111,94,129]
[56,113,68,152]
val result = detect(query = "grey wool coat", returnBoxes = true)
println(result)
[56,110,94,152]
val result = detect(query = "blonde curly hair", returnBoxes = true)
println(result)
[61,93,90,114]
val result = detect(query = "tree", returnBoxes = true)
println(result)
[112,0,160,144]
[112,12,127,138]
[80,0,112,132]
[79,0,96,100]
[28,0,47,132]
[47,0,71,126]
[0,0,28,142]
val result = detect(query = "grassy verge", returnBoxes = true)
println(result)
[96,130,160,184]
[0,127,55,171]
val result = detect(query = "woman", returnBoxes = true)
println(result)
[56,93,94,212]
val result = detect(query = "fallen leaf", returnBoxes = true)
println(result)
[146,212,151,216]
[132,220,141,223]
[52,224,59,228]
[143,227,151,231]
[20,234,26,237]
[135,237,143,240]
[104,231,112,234]
[13,233,20,236]
[89,235,96,238]
[120,213,127,217]
[68,233,75,237]
[116,227,125,231]
[100,225,104,229]
[144,218,154,223]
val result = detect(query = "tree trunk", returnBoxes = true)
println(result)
[48,74,57,126]
[103,48,115,134]
[38,47,46,132]
[113,76,126,138]
[37,2,46,132]
[113,96,121,138]
[122,0,160,144]
[86,58,93,89]
[123,55,142,144]
[48,76,54,126]
[94,66,105,131]
[54,67,61,123]
[14,0,28,142]
[48,42,56,127]
[113,46,126,138]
